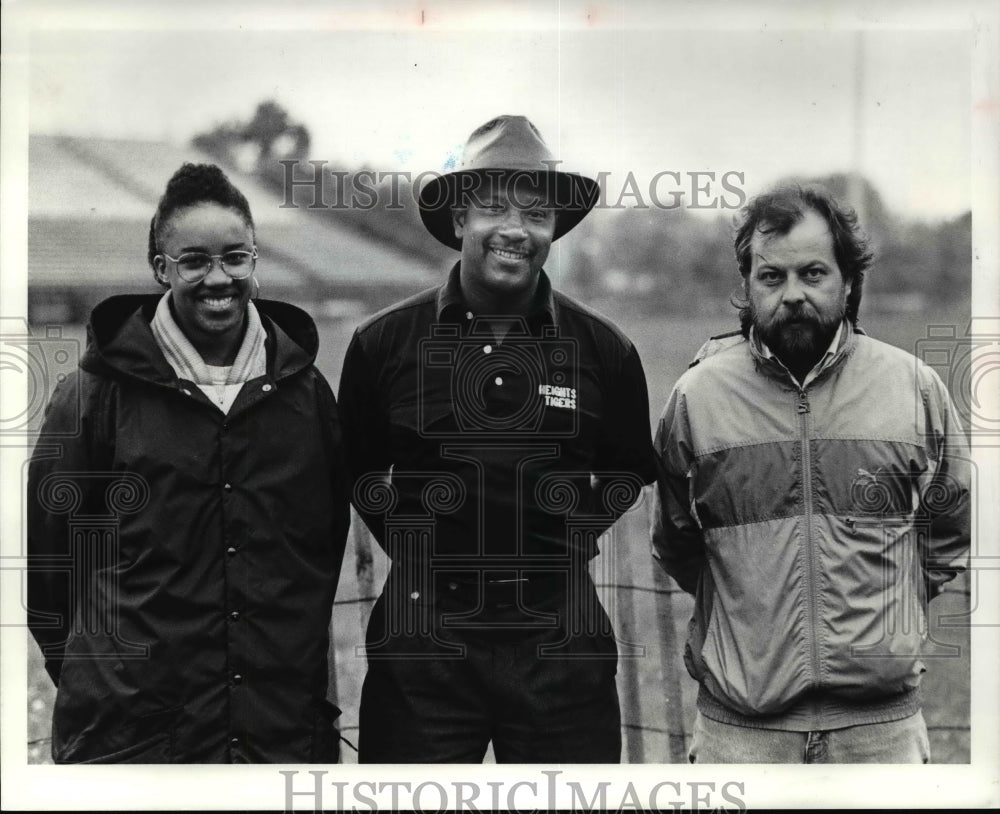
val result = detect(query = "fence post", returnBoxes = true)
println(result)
[647,496,689,762]
[352,508,376,632]
[326,619,340,715]
[612,507,646,763]
[328,511,377,741]
[652,566,688,762]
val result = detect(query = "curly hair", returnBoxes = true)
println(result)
[732,185,873,335]
[147,163,255,280]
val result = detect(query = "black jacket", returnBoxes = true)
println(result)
[338,266,657,565]
[27,295,350,763]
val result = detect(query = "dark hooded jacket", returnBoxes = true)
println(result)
[27,294,350,763]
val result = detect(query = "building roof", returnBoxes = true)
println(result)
[28,135,438,301]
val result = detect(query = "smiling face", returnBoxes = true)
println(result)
[153,202,255,365]
[747,209,852,379]
[452,174,556,314]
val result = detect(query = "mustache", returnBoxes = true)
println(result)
[773,304,818,325]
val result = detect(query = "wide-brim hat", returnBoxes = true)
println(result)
[418,115,600,250]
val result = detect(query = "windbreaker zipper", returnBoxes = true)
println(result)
[797,388,822,687]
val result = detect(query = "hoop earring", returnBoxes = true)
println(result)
[253,275,261,299]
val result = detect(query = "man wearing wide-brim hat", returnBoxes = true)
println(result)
[338,115,656,763]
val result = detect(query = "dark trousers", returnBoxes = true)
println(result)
[358,568,621,763]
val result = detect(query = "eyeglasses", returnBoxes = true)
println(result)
[159,248,258,283]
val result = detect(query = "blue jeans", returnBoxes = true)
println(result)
[689,711,930,763]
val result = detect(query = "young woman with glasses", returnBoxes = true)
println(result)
[27,163,350,763]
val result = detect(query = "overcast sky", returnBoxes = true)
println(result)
[17,0,975,221]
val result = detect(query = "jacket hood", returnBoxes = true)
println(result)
[81,294,320,384]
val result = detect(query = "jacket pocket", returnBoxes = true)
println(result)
[683,565,716,682]
[57,704,181,764]
[74,731,172,764]
[820,515,926,696]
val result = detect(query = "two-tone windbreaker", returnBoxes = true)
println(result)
[651,323,970,729]
[27,294,350,763]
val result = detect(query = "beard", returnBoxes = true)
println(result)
[751,299,845,375]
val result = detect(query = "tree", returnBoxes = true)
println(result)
[193,100,310,174]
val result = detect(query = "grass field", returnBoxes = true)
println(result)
[26,305,972,763]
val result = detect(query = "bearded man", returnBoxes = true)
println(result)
[651,185,970,763]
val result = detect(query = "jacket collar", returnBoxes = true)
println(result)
[435,261,559,326]
[748,318,858,387]
[81,294,318,385]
